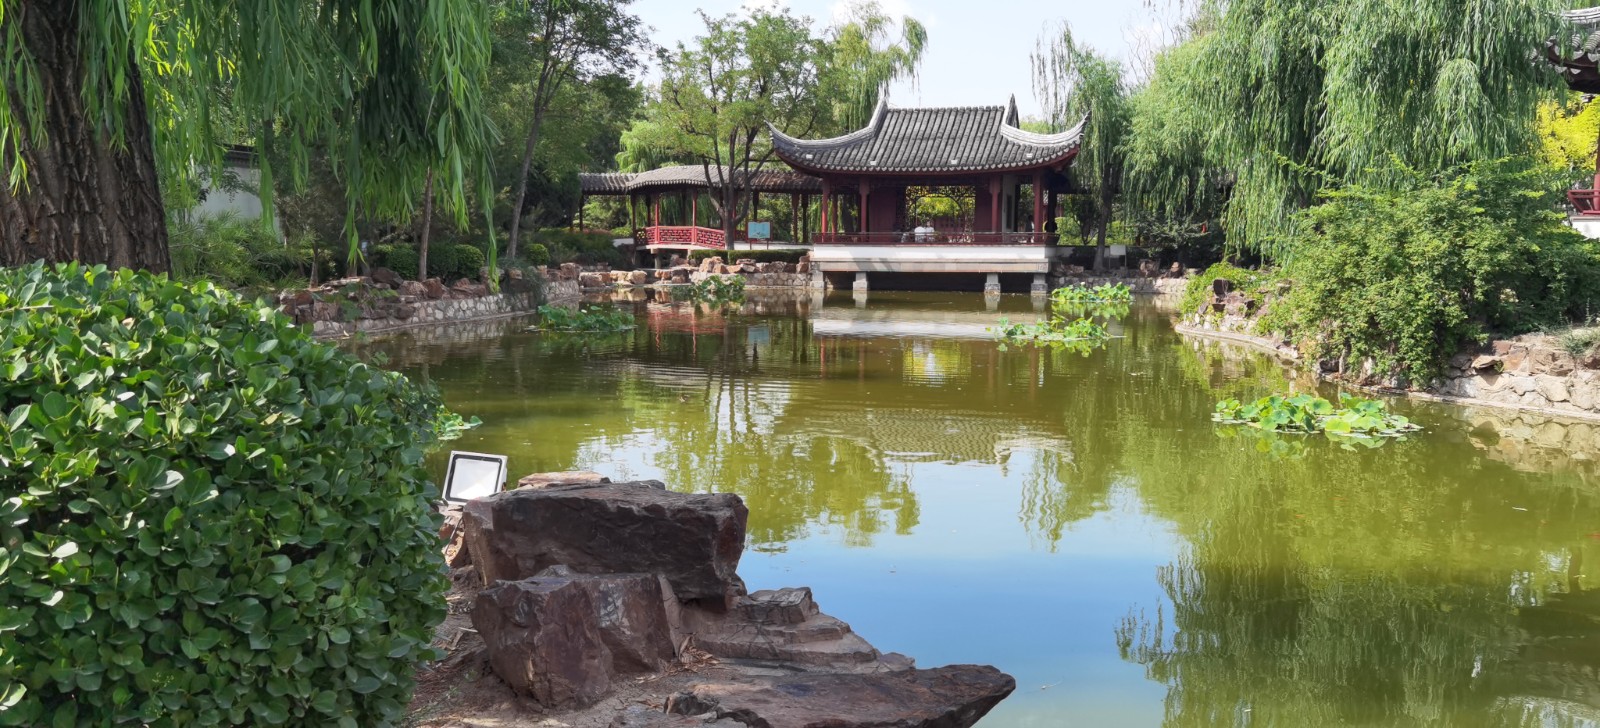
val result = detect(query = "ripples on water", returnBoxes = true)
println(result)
[356,291,1600,727]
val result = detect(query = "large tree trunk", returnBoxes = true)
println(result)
[418,169,434,281]
[0,4,169,272]
[506,106,548,262]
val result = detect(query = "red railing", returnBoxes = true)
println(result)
[642,226,727,249]
[812,231,1055,246]
[1571,189,1600,216]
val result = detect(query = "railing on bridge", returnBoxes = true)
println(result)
[642,225,727,249]
[1571,189,1600,216]
[812,231,1054,246]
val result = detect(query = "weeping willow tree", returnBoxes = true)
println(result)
[0,1,496,273]
[823,1,928,132]
[1126,0,1569,259]
[1033,22,1130,271]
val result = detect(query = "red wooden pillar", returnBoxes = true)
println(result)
[1032,171,1044,242]
[691,191,698,246]
[858,178,870,235]
[820,181,832,237]
[989,177,1002,234]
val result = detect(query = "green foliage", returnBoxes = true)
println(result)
[1051,283,1132,305]
[383,247,421,281]
[0,263,449,726]
[168,214,308,288]
[451,245,486,281]
[524,244,552,268]
[1559,327,1600,357]
[1214,392,1421,446]
[1124,0,1567,257]
[533,229,626,269]
[531,305,635,332]
[2,0,498,268]
[672,276,747,305]
[991,316,1110,355]
[1180,262,1268,319]
[1263,159,1600,383]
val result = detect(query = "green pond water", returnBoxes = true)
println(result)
[359,291,1600,727]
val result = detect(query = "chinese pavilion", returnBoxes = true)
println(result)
[770,96,1083,292]
[1549,8,1600,215]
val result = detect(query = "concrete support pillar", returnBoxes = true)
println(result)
[810,268,826,290]
[854,290,869,308]
[984,273,1001,295]
[853,272,869,292]
[985,291,1000,311]
[1031,274,1047,296]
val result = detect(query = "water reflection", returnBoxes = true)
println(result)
[352,292,1600,727]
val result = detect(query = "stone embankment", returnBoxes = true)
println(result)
[549,256,815,291]
[1179,279,1600,421]
[1050,259,1189,295]
[281,267,578,339]
[424,472,1015,727]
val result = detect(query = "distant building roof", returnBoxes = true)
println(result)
[579,165,821,196]
[1548,8,1600,93]
[769,96,1085,176]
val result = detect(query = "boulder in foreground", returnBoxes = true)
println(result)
[668,665,1017,728]
[462,481,748,603]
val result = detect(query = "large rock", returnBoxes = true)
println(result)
[472,578,613,709]
[685,587,910,672]
[370,267,403,288]
[462,482,748,603]
[549,569,679,673]
[667,665,1016,728]
[579,271,610,289]
[516,470,611,489]
[422,278,447,299]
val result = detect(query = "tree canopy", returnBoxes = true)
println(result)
[1,1,498,271]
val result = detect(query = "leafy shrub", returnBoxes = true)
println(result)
[1264,159,1600,383]
[1559,326,1600,356]
[448,244,486,281]
[534,229,628,269]
[384,246,421,281]
[1214,392,1421,445]
[524,244,551,268]
[687,250,806,265]
[530,304,635,332]
[169,213,308,288]
[1180,261,1268,318]
[0,263,450,726]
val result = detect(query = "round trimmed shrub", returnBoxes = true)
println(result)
[0,263,449,726]
[447,244,485,282]
[524,244,550,268]
[384,246,420,281]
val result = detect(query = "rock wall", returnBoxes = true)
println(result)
[1051,275,1187,295]
[309,290,543,338]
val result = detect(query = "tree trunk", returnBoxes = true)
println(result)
[506,106,548,262]
[0,4,169,272]
[418,169,434,281]
[1092,205,1110,272]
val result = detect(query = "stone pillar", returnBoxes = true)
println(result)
[1031,274,1047,296]
[985,292,1000,311]
[810,269,826,291]
[853,290,869,308]
[853,272,869,292]
[984,273,1001,295]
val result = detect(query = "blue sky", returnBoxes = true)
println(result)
[628,0,1180,120]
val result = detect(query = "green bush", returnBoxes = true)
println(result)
[1180,262,1269,318]
[524,244,551,268]
[448,244,485,281]
[169,213,307,288]
[0,263,450,726]
[385,247,420,281]
[1264,158,1600,383]
[686,249,806,265]
[533,229,628,269]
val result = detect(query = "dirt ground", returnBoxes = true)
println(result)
[404,567,744,728]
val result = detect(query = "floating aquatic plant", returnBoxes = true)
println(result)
[1051,282,1133,305]
[1213,392,1421,446]
[992,316,1111,354]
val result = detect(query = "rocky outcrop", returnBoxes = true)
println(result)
[462,481,748,603]
[667,666,1017,728]
[472,577,614,709]
[454,473,1013,726]
[685,587,912,672]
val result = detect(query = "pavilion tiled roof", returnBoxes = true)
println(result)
[579,165,821,195]
[1548,8,1600,93]
[769,96,1085,175]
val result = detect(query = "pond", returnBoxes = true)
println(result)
[359,291,1600,727]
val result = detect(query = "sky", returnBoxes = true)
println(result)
[627,0,1184,121]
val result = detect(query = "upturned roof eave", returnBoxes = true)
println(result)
[771,146,1081,178]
